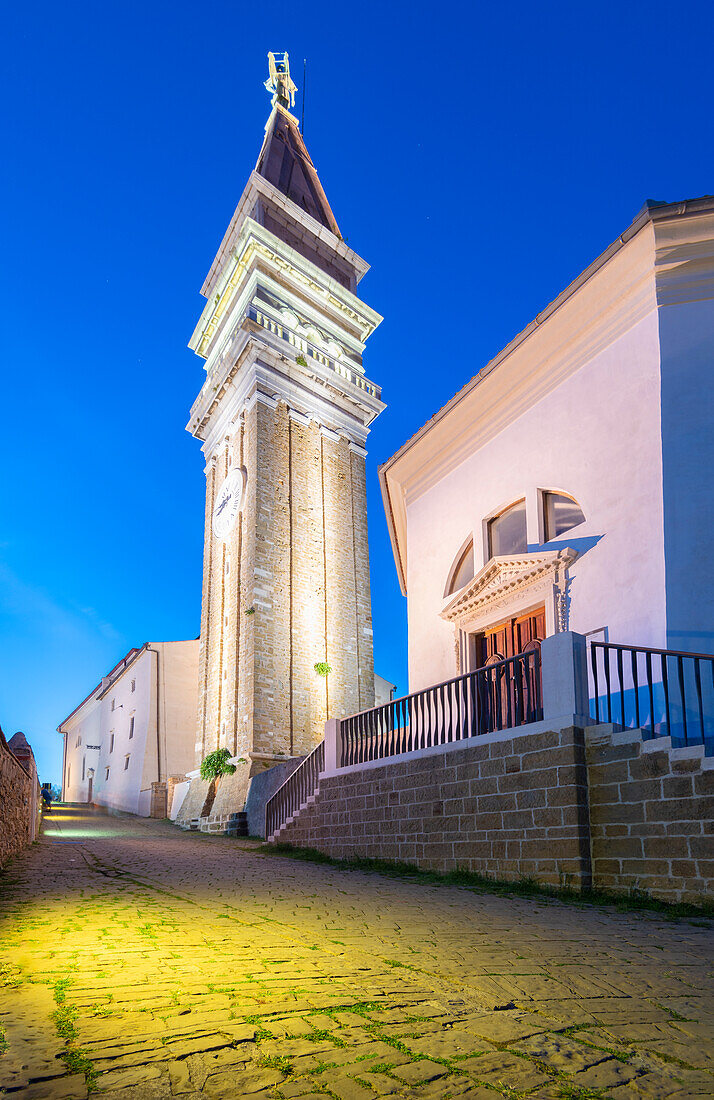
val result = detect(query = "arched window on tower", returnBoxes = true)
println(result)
[543,491,585,541]
[444,538,475,597]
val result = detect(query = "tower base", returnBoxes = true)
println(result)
[174,756,303,836]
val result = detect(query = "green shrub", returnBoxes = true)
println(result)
[313,661,332,677]
[200,748,241,781]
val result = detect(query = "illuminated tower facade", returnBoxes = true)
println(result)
[182,55,383,822]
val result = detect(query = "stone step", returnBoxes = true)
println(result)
[587,723,713,759]
[226,812,248,837]
[267,793,315,844]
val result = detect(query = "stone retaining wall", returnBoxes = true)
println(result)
[587,728,714,903]
[244,755,305,838]
[273,723,714,904]
[276,726,592,890]
[0,728,38,868]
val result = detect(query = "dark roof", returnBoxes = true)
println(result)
[256,106,340,236]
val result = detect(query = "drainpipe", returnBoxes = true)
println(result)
[58,726,67,800]
[145,645,162,784]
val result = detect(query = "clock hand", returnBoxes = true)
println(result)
[215,494,232,516]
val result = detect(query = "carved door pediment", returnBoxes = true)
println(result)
[441,548,577,634]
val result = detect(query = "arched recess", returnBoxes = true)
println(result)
[444,537,475,598]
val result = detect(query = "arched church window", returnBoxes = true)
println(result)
[488,500,527,558]
[543,491,585,541]
[445,539,474,597]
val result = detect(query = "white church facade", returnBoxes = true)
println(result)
[380,196,714,694]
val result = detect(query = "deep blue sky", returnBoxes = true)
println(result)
[2,1,713,783]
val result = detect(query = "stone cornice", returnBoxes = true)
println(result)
[190,218,382,361]
[191,338,385,455]
[653,211,714,307]
[441,549,577,625]
[200,171,370,303]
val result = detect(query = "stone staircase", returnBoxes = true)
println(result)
[585,722,714,765]
[265,740,324,843]
[183,810,248,836]
[267,789,320,844]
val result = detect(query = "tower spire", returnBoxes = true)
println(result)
[264,51,298,110]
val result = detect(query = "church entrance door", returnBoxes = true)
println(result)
[473,605,546,667]
[468,606,546,730]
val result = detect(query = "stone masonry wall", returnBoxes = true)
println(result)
[189,384,378,830]
[0,729,36,868]
[276,727,592,889]
[586,728,714,903]
[195,396,376,782]
[350,449,374,713]
[274,724,714,904]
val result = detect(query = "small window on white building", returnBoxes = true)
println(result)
[129,716,134,739]
[543,491,585,541]
[76,735,82,748]
[124,755,130,771]
[488,500,527,558]
[110,733,115,753]
[105,766,110,780]
[445,539,475,597]
[82,756,86,781]
[131,678,136,693]
[111,698,115,712]
[67,765,71,785]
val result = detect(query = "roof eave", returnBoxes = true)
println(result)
[378,461,407,596]
[381,195,714,478]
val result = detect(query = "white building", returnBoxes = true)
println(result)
[59,641,199,816]
[380,197,714,694]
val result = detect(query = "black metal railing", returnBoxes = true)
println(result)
[340,649,542,768]
[264,740,324,840]
[590,641,714,747]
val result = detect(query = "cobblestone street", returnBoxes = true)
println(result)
[1,806,713,1099]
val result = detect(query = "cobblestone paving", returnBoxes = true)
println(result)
[1,807,713,1099]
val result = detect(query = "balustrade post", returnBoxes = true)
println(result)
[323,718,341,775]
[541,631,590,724]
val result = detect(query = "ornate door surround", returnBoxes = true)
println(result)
[440,548,577,674]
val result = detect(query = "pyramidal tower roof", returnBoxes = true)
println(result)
[255,104,340,237]
[197,52,373,316]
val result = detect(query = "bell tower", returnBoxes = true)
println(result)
[181,54,384,825]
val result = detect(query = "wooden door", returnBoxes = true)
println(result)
[515,607,546,652]
[472,607,546,730]
[483,621,511,663]
[477,606,545,666]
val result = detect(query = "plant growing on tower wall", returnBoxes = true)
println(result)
[314,661,332,677]
[200,748,243,781]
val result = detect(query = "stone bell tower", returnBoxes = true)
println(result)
[179,53,384,826]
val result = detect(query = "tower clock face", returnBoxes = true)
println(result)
[212,468,247,541]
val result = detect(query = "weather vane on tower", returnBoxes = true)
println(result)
[265,51,298,110]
